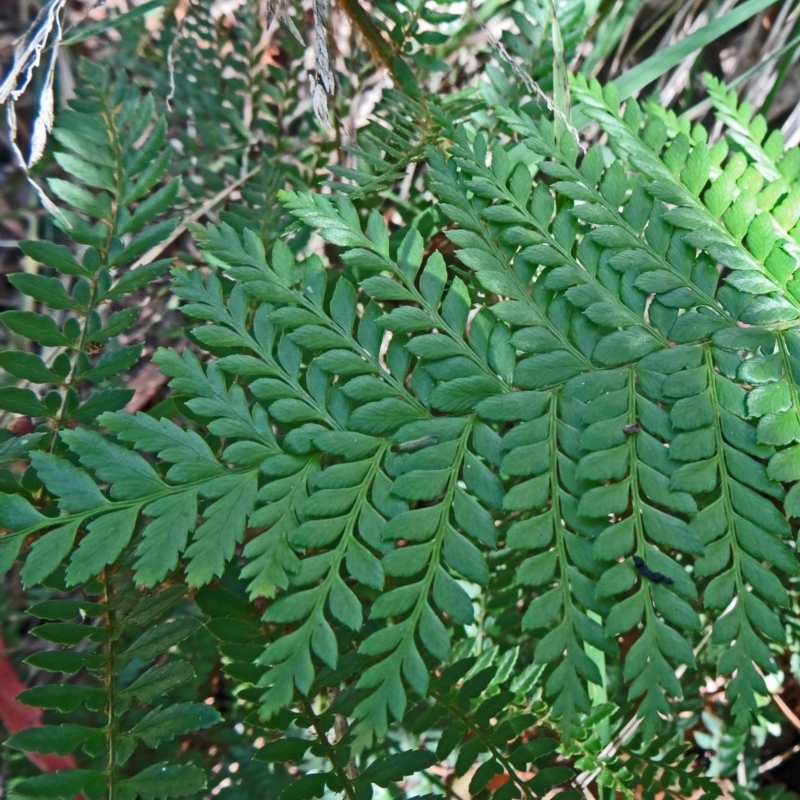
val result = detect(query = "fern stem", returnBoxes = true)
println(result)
[337,0,400,83]
[102,569,122,800]
[429,686,537,800]
[299,695,360,799]
[50,76,121,449]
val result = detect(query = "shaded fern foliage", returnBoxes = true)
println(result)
[8,577,219,800]
[2,5,800,799]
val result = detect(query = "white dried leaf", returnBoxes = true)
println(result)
[267,0,304,45]
[0,0,67,106]
[312,79,332,129]
[0,0,68,222]
[313,0,334,94]
[27,32,60,167]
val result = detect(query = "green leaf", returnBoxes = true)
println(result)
[26,599,105,620]
[72,388,134,422]
[26,649,104,673]
[379,306,433,333]
[105,260,171,300]
[360,275,416,301]
[0,311,68,346]
[391,469,450,501]
[124,618,201,661]
[7,724,104,755]
[185,471,259,586]
[0,350,59,383]
[11,770,106,800]
[0,387,49,417]
[101,412,221,480]
[80,344,143,382]
[0,431,46,464]
[31,452,108,512]
[119,764,206,800]
[66,507,139,585]
[360,749,437,787]
[53,152,115,192]
[31,621,100,645]
[19,240,89,276]
[430,376,501,412]
[518,552,558,586]
[279,773,329,800]
[61,428,164,498]
[252,736,313,763]
[0,493,47,529]
[120,661,196,704]
[767,445,800,482]
[128,702,222,748]
[432,567,473,624]
[594,329,661,365]
[643,507,703,554]
[134,490,198,586]
[17,684,104,713]
[577,481,629,517]
[9,273,82,310]
[350,398,425,435]
[443,528,488,583]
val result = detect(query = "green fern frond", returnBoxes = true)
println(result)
[327,90,441,203]
[7,16,800,792]
[0,59,177,445]
[7,578,217,799]
[412,653,580,799]
[703,73,793,184]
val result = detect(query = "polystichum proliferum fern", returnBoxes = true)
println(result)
[2,68,800,798]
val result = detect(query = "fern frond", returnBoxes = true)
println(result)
[574,77,800,326]
[326,90,440,203]
[703,73,793,184]
[414,653,579,799]
[7,578,217,799]
[8,16,800,792]
[0,59,177,443]
[564,76,799,725]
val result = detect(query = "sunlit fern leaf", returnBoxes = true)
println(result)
[184,209,505,743]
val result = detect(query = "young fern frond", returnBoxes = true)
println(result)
[326,90,441,203]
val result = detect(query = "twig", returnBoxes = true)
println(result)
[129,164,261,271]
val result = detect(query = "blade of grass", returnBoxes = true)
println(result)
[62,0,170,47]
[550,0,571,144]
[612,0,778,100]
[581,0,648,76]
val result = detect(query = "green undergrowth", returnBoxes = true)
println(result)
[2,8,800,800]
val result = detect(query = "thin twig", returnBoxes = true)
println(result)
[129,164,261,271]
